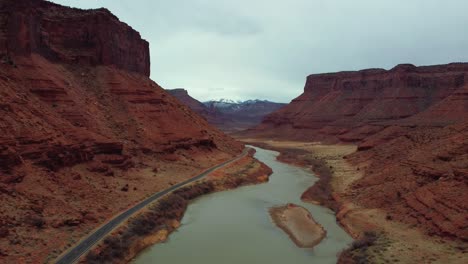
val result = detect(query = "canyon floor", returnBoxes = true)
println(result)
[240,138,467,264]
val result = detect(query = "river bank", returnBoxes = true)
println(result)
[80,149,272,264]
[132,146,352,264]
[241,139,467,264]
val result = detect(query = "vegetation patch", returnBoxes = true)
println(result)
[338,231,395,264]
[84,181,214,264]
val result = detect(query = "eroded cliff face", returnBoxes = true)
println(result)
[250,63,468,142]
[0,56,241,174]
[0,1,242,262]
[0,0,150,76]
[348,122,468,241]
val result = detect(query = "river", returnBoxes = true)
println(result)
[133,146,352,264]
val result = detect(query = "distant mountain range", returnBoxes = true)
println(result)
[167,89,286,133]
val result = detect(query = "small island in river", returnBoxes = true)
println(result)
[269,203,326,248]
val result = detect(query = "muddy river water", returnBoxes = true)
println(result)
[133,147,352,264]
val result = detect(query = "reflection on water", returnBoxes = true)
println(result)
[133,147,352,264]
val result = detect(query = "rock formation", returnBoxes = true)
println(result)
[166,88,226,126]
[244,63,468,242]
[0,0,242,262]
[348,121,468,241]
[247,63,468,142]
[0,0,150,76]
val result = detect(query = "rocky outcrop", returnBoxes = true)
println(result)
[0,0,150,76]
[247,63,468,142]
[167,89,211,114]
[0,0,245,165]
[0,58,241,173]
[348,122,468,241]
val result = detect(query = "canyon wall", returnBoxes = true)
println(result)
[249,63,468,142]
[0,0,150,76]
[347,121,468,241]
[245,63,468,242]
[0,0,241,175]
[0,0,242,262]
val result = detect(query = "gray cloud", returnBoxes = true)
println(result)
[50,0,468,103]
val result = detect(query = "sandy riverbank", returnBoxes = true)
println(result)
[241,139,467,264]
[269,203,326,248]
[79,150,272,264]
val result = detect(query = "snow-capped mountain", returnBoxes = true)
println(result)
[203,99,242,109]
[166,90,286,133]
[204,99,284,114]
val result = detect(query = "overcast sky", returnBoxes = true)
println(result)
[49,0,468,103]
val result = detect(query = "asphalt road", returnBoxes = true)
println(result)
[55,148,250,264]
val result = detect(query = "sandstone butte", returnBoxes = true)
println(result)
[0,0,244,263]
[243,63,468,242]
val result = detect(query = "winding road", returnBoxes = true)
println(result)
[55,147,250,264]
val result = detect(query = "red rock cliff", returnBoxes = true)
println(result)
[250,63,468,142]
[243,63,468,242]
[0,1,242,262]
[0,0,241,173]
[0,0,150,76]
[348,121,468,241]
[244,63,468,242]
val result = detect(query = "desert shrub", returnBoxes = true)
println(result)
[29,216,45,229]
[83,182,219,263]
[351,231,378,250]
[173,182,214,200]
[103,236,120,246]
[158,194,187,211]
[128,216,158,236]
[96,237,127,261]
[339,231,379,264]
[85,251,101,264]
